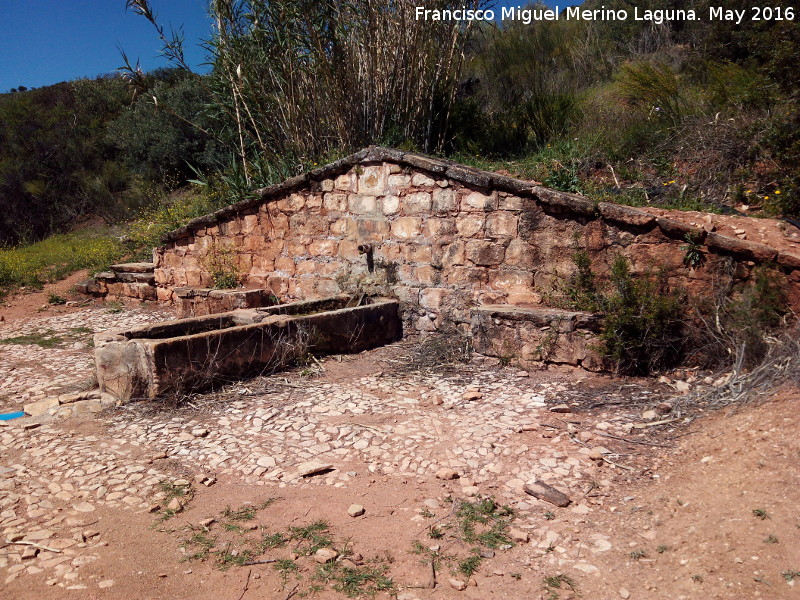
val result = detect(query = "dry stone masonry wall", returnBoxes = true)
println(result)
[151,147,800,338]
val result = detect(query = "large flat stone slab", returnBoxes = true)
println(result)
[109,262,155,274]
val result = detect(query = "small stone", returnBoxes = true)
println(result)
[713,373,731,387]
[191,428,209,438]
[72,502,95,513]
[462,486,479,497]
[298,461,334,477]
[642,410,658,421]
[199,518,215,528]
[98,580,115,589]
[81,530,100,541]
[656,402,673,415]
[573,562,599,574]
[523,481,571,507]
[619,588,631,599]
[257,456,276,468]
[549,404,572,413]
[347,504,365,517]
[21,546,39,560]
[166,498,183,512]
[23,397,60,417]
[462,391,482,402]
[594,539,613,552]
[314,548,339,564]
[435,468,459,481]
[429,395,444,406]
[587,448,604,461]
[674,380,691,394]
[509,528,529,543]
[448,577,467,591]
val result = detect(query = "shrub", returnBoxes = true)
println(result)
[614,61,687,128]
[598,255,685,375]
[202,242,241,290]
[691,262,789,368]
[125,189,227,259]
[561,252,685,375]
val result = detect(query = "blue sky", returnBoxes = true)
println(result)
[0,0,212,92]
[0,1,582,93]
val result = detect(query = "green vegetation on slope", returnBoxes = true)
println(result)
[0,229,124,292]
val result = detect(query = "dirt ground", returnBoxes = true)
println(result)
[1,289,799,600]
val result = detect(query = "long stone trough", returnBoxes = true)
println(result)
[94,295,401,402]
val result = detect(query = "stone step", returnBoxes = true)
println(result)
[473,304,602,331]
[109,262,155,274]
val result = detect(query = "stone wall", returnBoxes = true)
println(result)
[152,147,800,334]
[471,305,605,371]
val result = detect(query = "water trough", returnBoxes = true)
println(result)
[94,295,401,402]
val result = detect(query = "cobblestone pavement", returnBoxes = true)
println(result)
[0,306,175,411]
[0,305,675,593]
[2,333,668,591]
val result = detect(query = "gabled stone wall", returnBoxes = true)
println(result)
[153,147,800,334]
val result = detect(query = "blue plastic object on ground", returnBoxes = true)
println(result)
[0,411,25,421]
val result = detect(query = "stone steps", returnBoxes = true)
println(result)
[76,262,157,301]
[109,262,155,274]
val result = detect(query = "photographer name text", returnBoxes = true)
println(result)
[415,6,796,25]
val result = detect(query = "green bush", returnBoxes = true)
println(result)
[107,76,225,185]
[599,255,685,375]
[125,190,226,259]
[544,163,582,194]
[562,252,685,375]
[614,61,687,128]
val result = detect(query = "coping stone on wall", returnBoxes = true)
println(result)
[532,186,597,217]
[654,217,706,242]
[705,232,778,262]
[597,202,656,228]
[777,250,800,269]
